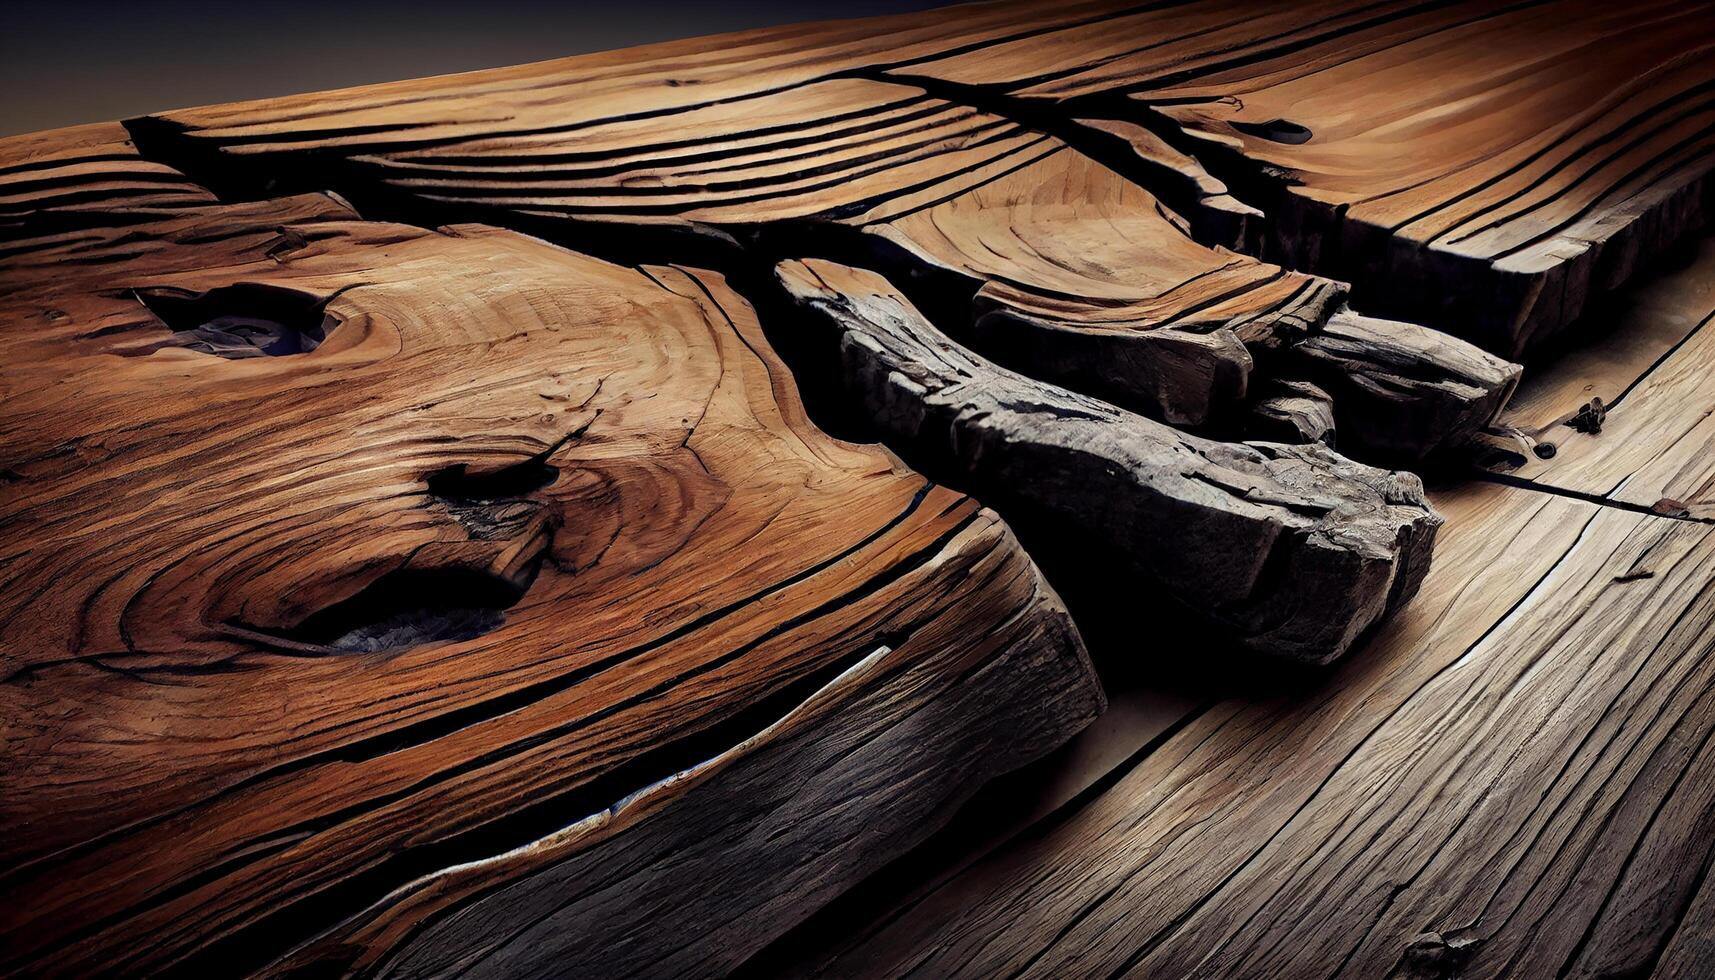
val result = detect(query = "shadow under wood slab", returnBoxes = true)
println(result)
[0,195,1103,977]
[776,258,1440,665]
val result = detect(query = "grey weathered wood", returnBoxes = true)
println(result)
[1280,311,1522,464]
[1247,379,1337,447]
[777,258,1441,664]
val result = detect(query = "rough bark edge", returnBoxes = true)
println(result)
[777,257,1442,664]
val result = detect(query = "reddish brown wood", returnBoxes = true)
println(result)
[0,192,1102,976]
[5,2,1713,977]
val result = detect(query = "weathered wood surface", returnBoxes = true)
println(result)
[750,224,1715,980]
[1478,235,1715,520]
[122,4,1534,462]
[776,258,1439,664]
[4,1,1713,977]
[131,0,1715,364]
[0,193,1104,976]
[773,488,1715,980]
[854,147,1519,460]
[857,146,1346,428]
[879,0,1715,358]
[1283,311,1521,465]
[1247,379,1337,447]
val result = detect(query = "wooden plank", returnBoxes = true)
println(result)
[778,478,1715,979]
[1651,865,1715,978]
[1478,236,1715,519]
[0,194,1103,976]
[880,0,1715,358]
[1127,0,1715,357]
[738,675,1205,980]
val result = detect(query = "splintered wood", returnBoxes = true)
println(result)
[2,1,1712,977]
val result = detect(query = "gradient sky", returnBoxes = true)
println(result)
[2,0,958,136]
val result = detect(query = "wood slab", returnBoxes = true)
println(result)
[0,194,1103,976]
[751,220,1715,980]
[853,145,1519,458]
[858,144,1346,428]
[123,14,1521,463]
[131,1,1715,363]
[876,0,1715,356]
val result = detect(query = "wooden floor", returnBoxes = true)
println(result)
[749,239,1715,978]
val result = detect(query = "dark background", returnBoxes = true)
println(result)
[2,0,957,137]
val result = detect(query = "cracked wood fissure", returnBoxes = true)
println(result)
[3,1,1714,978]
[876,0,1715,358]
[118,8,1532,464]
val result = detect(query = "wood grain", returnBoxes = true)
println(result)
[780,451,1715,980]
[0,194,1103,976]
[878,0,1715,357]
[755,222,1715,980]
[1477,235,1715,520]
[5,1,1712,976]
[857,145,1345,428]
[0,121,216,254]
[121,7,1530,462]
[1282,311,1521,465]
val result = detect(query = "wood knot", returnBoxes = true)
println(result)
[1567,396,1606,433]
[130,281,339,359]
[1652,496,1691,518]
